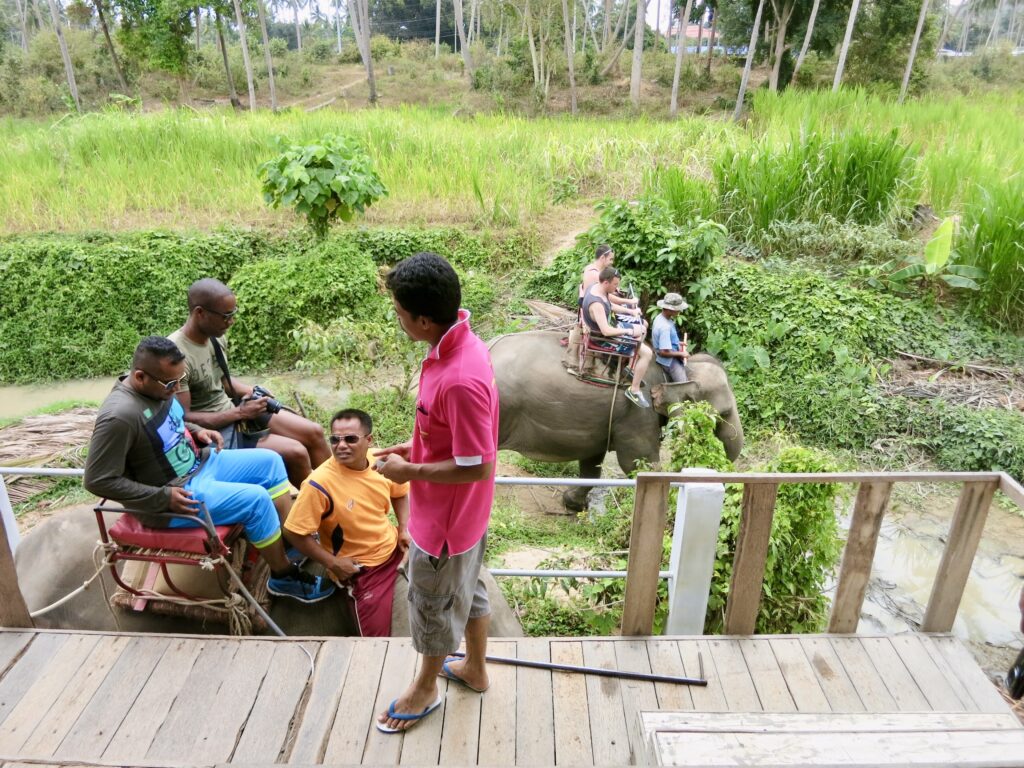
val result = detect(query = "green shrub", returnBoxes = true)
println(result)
[759,215,918,264]
[705,446,842,634]
[228,239,380,370]
[343,388,416,448]
[369,34,402,60]
[305,40,333,63]
[258,134,388,237]
[0,230,252,383]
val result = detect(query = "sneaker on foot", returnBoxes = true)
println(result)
[267,569,335,604]
[624,389,651,408]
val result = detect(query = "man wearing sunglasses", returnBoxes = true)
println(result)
[83,336,335,604]
[280,408,410,632]
[168,278,330,488]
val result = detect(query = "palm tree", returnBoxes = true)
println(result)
[231,0,257,108]
[792,0,823,80]
[629,0,648,107]
[768,0,795,90]
[832,0,862,91]
[91,0,129,92]
[347,0,377,102]
[292,0,306,50]
[733,0,766,119]
[214,7,242,108]
[46,0,81,111]
[670,0,695,116]
[255,0,278,110]
[453,0,475,80]
[899,0,930,102]
[562,0,578,113]
[13,0,29,50]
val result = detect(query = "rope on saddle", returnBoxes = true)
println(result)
[605,356,623,456]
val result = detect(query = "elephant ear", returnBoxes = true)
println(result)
[650,380,704,416]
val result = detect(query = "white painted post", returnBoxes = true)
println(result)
[0,476,18,555]
[665,469,724,635]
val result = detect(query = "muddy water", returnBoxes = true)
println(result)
[0,373,352,421]
[853,491,1024,649]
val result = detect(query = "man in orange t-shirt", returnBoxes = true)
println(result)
[283,408,410,636]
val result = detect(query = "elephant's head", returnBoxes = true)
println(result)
[649,363,744,461]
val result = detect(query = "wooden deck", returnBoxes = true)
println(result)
[0,629,1017,767]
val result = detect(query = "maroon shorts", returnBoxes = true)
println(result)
[348,544,403,637]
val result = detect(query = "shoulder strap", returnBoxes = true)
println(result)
[210,338,238,402]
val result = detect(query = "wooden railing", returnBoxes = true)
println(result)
[621,470,1024,637]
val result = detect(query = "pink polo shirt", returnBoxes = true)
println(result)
[408,309,499,557]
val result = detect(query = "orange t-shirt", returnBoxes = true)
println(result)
[284,456,409,567]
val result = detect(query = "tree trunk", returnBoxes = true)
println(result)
[601,9,642,75]
[32,0,47,31]
[670,0,695,116]
[832,0,861,91]
[899,0,929,102]
[525,0,540,84]
[92,0,129,92]
[656,0,662,48]
[215,9,242,108]
[46,0,81,111]
[562,0,578,113]
[957,1,972,51]
[453,0,475,79]
[435,0,441,55]
[195,7,201,48]
[603,0,612,46]
[792,0,821,79]
[768,0,793,91]
[294,2,304,51]
[256,0,277,111]
[348,0,377,102]
[337,5,343,53]
[986,0,1006,45]
[695,8,703,52]
[629,0,647,107]
[733,0,765,120]
[705,7,716,72]
[232,0,257,109]
[468,0,477,43]
[13,0,29,50]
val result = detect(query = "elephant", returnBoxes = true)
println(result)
[15,505,522,638]
[490,330,743,511]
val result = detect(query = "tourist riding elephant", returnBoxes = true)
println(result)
[490,330,742,510]
[15,506,522,637]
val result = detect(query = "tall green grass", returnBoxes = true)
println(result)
[0,108,734,232]
[713,129,919,238]
[959,179,1024,330]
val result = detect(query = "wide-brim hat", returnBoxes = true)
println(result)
[657,292,688,311]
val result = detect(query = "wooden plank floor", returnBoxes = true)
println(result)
[0,630,1016,767]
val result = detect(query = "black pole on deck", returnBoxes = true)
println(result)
[450,651,707,686]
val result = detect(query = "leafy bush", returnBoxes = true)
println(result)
[759,215,918,264]
[258,134,388,237]
[0,231,252,383]
[705,446,842,634]
[343,388,416,448]
[228,239,381,370]
[370,34,402,60]
[582,198,727,305]
[305,40,334,63]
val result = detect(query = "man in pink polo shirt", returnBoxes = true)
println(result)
[374,252,499,734]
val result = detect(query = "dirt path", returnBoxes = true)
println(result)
[532,204,597,266]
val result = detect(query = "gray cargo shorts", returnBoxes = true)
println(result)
[405,536,490,657]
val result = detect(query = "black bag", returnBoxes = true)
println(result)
[1008,646,1024,700]
[210,338,271,440]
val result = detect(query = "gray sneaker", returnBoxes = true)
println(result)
[624,389,651,408]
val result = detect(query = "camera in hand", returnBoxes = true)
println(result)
[249,385,283,414]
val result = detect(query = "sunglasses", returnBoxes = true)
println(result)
[141,371,185,392]
[329,434,366,446]
[202,305,238,320]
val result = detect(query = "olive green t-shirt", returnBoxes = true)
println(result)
[167,329,234,414]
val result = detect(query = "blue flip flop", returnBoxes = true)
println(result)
[438,656,489,693]
[375,695,444,734]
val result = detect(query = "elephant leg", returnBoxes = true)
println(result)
[563,452,605,511]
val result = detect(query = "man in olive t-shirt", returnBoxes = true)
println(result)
[168,278,330,488]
